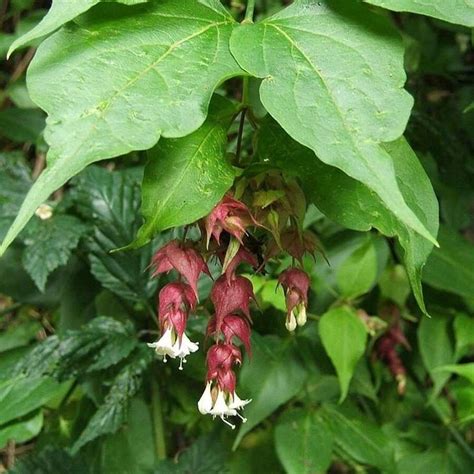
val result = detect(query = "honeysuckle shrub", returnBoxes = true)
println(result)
[0,0,473,472]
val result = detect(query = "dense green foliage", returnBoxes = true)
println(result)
[0,0,473,472]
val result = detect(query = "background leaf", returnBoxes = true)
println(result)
[363,0,474,27]
[233,334,308,448]
[22,215,88,291]
[275,408,333,474]
[422,225,474,300]
[72,166,158,302]
[319,307,367,402]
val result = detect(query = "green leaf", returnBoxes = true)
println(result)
[275,408,333,474]
[0,152,33,240]
[72,166,158,302]
[133,96,237,247]
[230,1,436,246]
[22,215,88,291]
[453,313,474,360]
[379,264,411,307]
[435,364,474,385]
[422,225,474,299]
[418,314,455,397]
[256,119,439,314]
[56,317,138,379]
[0,410,43,449]
[0,0,242,256]
[0,319,42,353]
[319,307,367,402]
[72,345,153,452]
[0,376,65,425]
[233,334,308,449]
[337,235,388,299]
[322,404,396,472]
[0,108,45,142]
[364,0,474,27]
[7,0,148,57]
[10,446,90,474]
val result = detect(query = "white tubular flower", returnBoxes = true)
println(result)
[172,333,199,370]
[147,327,178,362]
[210,390,237,429]
[229,392,251,423]
[296,304,307,326]
[197,382,213,415]
[285,311,297,332]
[229,392,251,411]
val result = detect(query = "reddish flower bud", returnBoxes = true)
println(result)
[278,267,310,330]
[205,195,256,246]
[207,314,252,356]
[211,275,255,332]
[151,240,210,299]
[158,282,196,337]
[267,228,320,263]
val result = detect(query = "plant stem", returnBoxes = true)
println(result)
[151,377,167,461]
[244,0,255,23]
[235,108,247,164]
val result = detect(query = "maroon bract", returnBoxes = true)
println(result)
[278,267,310,331]
[223,246,258,282]
[158,282,196,337]
[211,275,255,332]
[207,314,252,356]
[205,195,256,246]
[151,240,210,299]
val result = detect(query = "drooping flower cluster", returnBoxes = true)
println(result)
[147,179,315,427]
[376,323,410,395]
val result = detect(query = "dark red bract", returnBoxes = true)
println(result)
[151,240,210,299]
[278,267,310,314]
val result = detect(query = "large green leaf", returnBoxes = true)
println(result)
[230,1,436,246]
[7,0,149,57]
[133,96,237,247]
[364,0,474,27]
[233,334,308,449]
[0,0,242,256]
[422,225,474,300]
[319,307,367,402]
[256,118,439,314]
[275,408,333,474]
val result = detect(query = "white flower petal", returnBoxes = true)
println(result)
[286,311,297,332]
[229,392,252,411]
[149,328,178,359]
[210,390,237,418]
[197,382,213,415]
[296,304,307,326]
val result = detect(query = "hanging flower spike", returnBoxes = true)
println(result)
[148,282,199,369]
[151,240,210,299]
[205,194,256,247]
[198,343,251,428]
[211,275,255,332]
[278,267,310,331]
[207,314,252,356]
